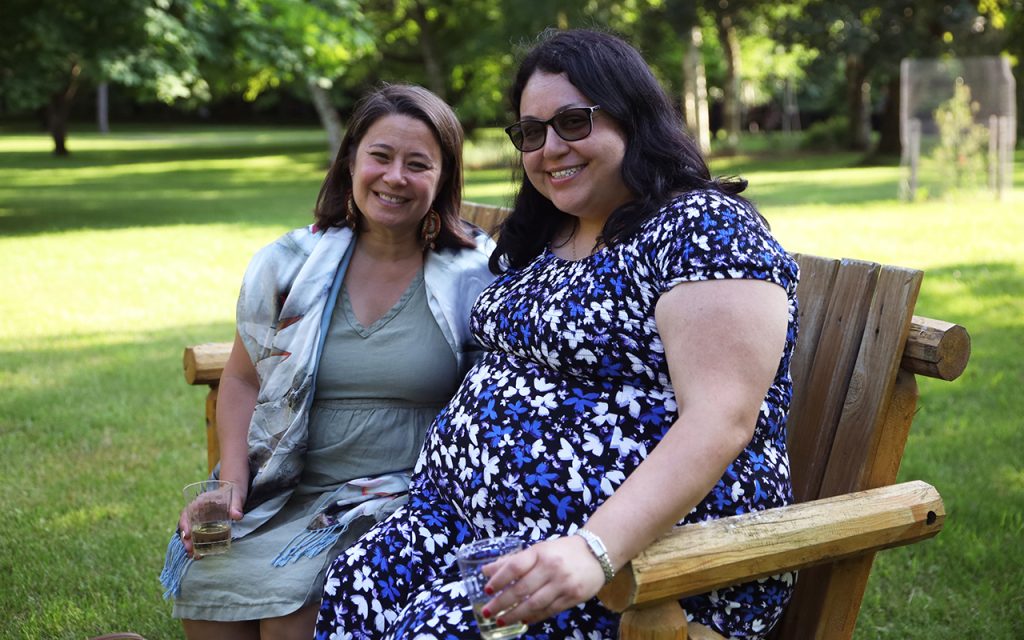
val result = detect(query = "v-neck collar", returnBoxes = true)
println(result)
[340,268,424,337]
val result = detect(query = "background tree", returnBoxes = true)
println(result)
[776,0,1010,155]
[349,0,513,131]
[0,0,204,155]
[200,0,376,160]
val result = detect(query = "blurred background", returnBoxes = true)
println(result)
[1,2,1021,639]
[3,0,1022,163]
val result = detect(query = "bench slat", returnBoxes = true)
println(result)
[780,261,923,638]
[786,255,838,419]
[822,264,922,497]
[788,259,881,503]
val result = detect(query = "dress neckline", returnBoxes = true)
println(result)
[340,268,424,337]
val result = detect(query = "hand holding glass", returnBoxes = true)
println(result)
[457,536,528,640]
[182,480,233,556]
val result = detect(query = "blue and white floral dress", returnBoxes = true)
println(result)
[315,190,800,639]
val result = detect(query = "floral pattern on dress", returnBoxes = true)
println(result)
[316,190,800,640]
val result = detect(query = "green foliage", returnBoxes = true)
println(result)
[0,0,208,111]
[102,0,213,104]
[216,0,375,100]
[800,115,851,151]
[930,79,990,194]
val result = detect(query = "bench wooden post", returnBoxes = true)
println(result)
[182,341,231,473]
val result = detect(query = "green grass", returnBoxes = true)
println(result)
[1,126,1021,639]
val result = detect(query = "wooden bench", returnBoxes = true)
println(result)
[183,202,970,639]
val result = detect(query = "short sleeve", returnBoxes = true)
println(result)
[639,191,798,295]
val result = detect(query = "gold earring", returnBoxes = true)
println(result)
[421,209,441,250]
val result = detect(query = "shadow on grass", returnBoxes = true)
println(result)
[858,260,1023,640]
[750,177,901,208]
[0,135,521,236]
[0,152,326,236]
[711,150,879,176]
[922,261,1024,303]
[0,141,328,171]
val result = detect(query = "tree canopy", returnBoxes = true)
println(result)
[1,0,1019,155]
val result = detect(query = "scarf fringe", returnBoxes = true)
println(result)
[271,521,345,567]
[159,532,194,599]
[272,493,409,567]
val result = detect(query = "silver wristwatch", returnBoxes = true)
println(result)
[576,527,616,583]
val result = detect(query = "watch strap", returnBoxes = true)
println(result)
[576,527,615,583]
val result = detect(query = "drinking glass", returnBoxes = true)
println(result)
[456,536,528,640]
[182,480,233,556]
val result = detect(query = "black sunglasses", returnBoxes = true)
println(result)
[504,105,602,152]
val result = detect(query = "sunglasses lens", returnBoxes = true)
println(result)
[518,123,547,152]
[506,125,526,150]
[506,107,597,151]
[553,109,593,141]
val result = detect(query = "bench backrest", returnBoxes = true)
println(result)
[777,255,922,638]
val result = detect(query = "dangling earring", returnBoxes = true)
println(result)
[346,192,358,229]
[421,209,441,250]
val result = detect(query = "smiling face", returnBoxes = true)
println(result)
[518,71,633,228]
[349,114,443,238]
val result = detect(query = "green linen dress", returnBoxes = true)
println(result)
[173,269,459,621]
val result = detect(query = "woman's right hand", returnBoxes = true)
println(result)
[177,507,197,558]
[178,478,247,559]
[179,330,258,559]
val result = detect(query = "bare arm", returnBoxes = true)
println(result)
[482,278,789,625]
[215,330,259,513]
[179,330,258,556]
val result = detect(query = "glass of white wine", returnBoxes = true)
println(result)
[456,536,528,640]
[182,480,233,556]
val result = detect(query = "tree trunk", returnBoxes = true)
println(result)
[844,54,871,151]
[308,81,344,163]
[715,11,742,153]
[874,75,901,157]
[97,82,110,134]
[682,26,711,155]
[48,63,81,156]
[411,4,446,100]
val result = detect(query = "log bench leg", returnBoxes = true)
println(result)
[205,385,219,474]
[619,602,688,640]
[619,603,728,640]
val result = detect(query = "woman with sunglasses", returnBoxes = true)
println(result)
[316,29,798,640]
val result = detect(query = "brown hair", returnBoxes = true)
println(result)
[314,83,474,251]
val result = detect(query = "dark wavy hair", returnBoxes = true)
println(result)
[492,28,749,271]
[314,83,475,251]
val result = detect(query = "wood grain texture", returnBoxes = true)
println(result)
[597,481,944,612]
[787,259,880,503]
[183,342,232,385]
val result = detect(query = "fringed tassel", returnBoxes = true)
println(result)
[271,493,409,567]
[159,532,194,599]
[271,522,344,567]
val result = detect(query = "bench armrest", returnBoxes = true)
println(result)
[597,480,943,612]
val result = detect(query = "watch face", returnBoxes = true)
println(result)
[578,530,614,581]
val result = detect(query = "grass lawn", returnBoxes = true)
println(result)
[0,126,1021,639]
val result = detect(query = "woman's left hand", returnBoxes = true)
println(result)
[479,535,607,627]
